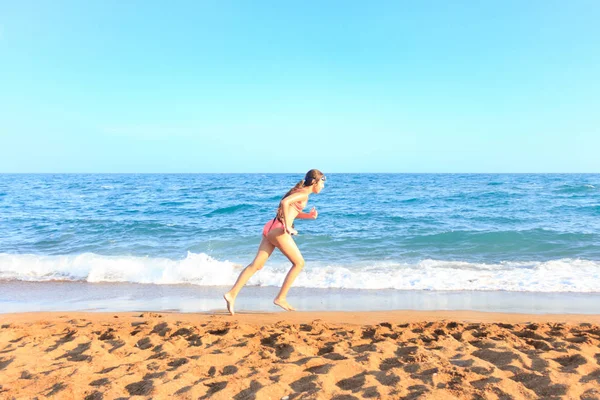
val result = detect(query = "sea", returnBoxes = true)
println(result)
[1,173,599,314]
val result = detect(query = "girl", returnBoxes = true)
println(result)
[224,169,326,315]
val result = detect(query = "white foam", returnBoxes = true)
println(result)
[0,252,239,286]
[1,253,599,293]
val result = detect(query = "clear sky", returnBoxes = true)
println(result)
[1,1,599,173]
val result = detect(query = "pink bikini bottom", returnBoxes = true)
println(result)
[263,218,284,237]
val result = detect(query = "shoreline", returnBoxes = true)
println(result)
[3,281,600,315]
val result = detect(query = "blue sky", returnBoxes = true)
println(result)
[1,1,599,173]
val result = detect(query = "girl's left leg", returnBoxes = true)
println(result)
[224,236,275,315]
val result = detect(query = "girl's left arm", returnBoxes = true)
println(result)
[297,207,318,220]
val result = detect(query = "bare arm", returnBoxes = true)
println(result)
[280,191,309,232]
[296,207,318,220]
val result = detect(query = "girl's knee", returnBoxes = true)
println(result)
[250,262,265,271]
[294,260,305,269]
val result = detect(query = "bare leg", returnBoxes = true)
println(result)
[267,229,305,311]
[224,237,274,315]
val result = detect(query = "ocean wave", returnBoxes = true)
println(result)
[205,204,254,216]
[405,229,594,246]
[1,253,599,292]
[554,184,597,194]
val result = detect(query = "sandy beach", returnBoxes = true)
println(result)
[1,311,600,399]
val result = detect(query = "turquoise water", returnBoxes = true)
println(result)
[1,173,599,292]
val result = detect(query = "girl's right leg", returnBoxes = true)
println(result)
[224,236,275,315]
[266,229,305,311]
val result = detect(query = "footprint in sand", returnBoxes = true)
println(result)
[0,357,14,371]
[336,373,366,392]
[515,330,548,341]
[233,380,263,400]
[151,322,171,337]
[222,365,238,375]
[208,327,230,336]
[469,340,497,349]
[331,395,360,400]
[46,329,77,352]
[581,388,600,400]
[107,339,125,353]
[553,354,587,372]
[47,383,67,397]
[566,335,591,344]
[527,339,553,351]
[510,373,567,398]
[580,369,600,384]
[324,353,348,361]
[469,376,502,389]
[97,365,119,374]
[84,391,103,400]
[125,380,154,396]
[304,364,333,374]
[317,343,334,355]
[379,358,402,371]
[352,343,377,353]
[290,375,318,393]
[406,384,431,399]
[202,381,227,397]
[20,370,34,379]
[171,327,192,337]
[136,337,153,350]
[186,333,203,347]
[275,343,294,360]
[143,372,166,380]
[410,367,439,386]
[469,366,495,376]
[373,371,400,387]
[175,385,192,395]
[97,328,116,341]
[362,328,377,339]
[167,357,189,371]
[57,342,92,362]
[449,358,474,368]
[89,378,110,387]
[362,386,381,398]
[472,348,519,367]
[148,350,169,361]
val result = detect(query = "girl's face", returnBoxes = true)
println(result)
[312,176,326,194]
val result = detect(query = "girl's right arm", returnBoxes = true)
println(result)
[280,191,307,233]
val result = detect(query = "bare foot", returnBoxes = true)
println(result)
[224,293,235,316]
[273,298,296,311]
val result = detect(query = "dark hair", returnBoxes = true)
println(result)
[276,169,324,222]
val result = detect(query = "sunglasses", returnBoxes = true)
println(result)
[306,176,326,185]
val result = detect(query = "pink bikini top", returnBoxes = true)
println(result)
[275,189,307,223]
[291,201,305,212]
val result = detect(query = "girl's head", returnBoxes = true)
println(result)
[276,169,325,221]
[303,169,326,194]
[281,169,326,201]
